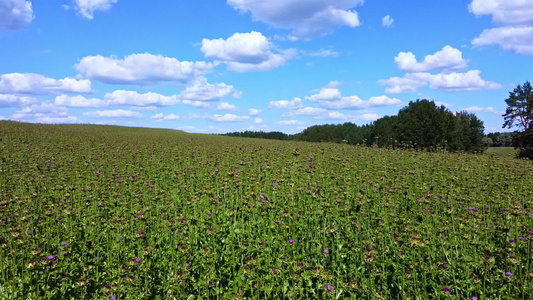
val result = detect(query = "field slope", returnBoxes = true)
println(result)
[0,121,532,299]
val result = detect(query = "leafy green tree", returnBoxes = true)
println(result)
[502,81,533,158]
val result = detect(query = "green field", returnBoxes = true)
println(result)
[0,121,532,299]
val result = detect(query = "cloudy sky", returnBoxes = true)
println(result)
[0,0,531,133]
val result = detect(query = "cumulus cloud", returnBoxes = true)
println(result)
[72,0,118,20]
[0,94,37,107]
[181,100,210,109]
[83,109,142,118]
[0,73,92,94]
[472,27,533,54]
[10,102,80,124]
[54,94,106,108]
[358,113,379,121]
[269,97,304,110]
[151,113,163,120]
[201,31,295,72]
[254,117,263,123]
[226,0,363,38]
[379,71,501,93]
[104,90,180,106]
[394,46,468,72]
[217,102,238,111]
[469,0,533,54]
[0,0,33,31]
[382,15,394,28]
[305,82,403,109]
[462,106,502,115]
[180,78,239,101]
[469,0,533,26]
[76,53,213,85]
[207,113,250,122]
[248,108,262,115]
[163,113,180,120]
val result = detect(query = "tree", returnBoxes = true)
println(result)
[502,81,533,159]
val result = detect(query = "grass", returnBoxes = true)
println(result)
[0,121,532,299]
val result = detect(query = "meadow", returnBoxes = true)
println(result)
[0,121,532,299]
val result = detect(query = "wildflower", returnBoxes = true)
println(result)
[109,296,116,300]
[95,171,100,174]
[308,163,314,168]
[528,231,533,235]
[297,261,301,266]
[132,258,141,263]
[215,169,219,173]
[47,255,56,260]
[509,238,515,243]
[326,284,333,291]
[443,286,450,292]
[506,271,512,276]
[442,264,447,269]
[208,212,212,216]
[323,249,329,254]
[61,242,67,246]
[259,194,264,199]
[28,232,34,236]
[272,268,278,275]
[118,180,123,183]
[276,220,281,225]
[520,237,525,240]
[186,264,190,268]
[472,297,478,300]
[289,239,294,244]
[308,156,313,159]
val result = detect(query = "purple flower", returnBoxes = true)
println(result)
[109,296,116,300]
[119,235,123,239]
[509,238,515,243]
[47,163,52,167]
[289,239,294,244]
[326,284,333,291]
[323,249,329,254]
[308,163,314,169]
[186,263,190,268]
[137,214,142,219]
[215,169,219,173]
[520,237,525,241]
[443,286,450,292]
[95,171,100,174]
[442,264,447,269]
[459,202,463,205]
[527,230,533,235]
[259,194,264,199]
[528,211,532,215]
[473,297,478,300]
[308,156,313,159]
[272,268,278,275]
[28,232,34,235]
[506,271,512,276]
[276,220,281,225]
[297,261,301,267]
[47,255,56,260]
[118,180,123,183]
[133,258,141,263]
[61,242,67,246]
[208,212,212,216]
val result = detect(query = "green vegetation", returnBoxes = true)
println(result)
[502,81,533,159]
[1,121,532,299]
[225,100,487,153]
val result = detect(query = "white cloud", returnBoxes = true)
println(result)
[382,15,394,28]
[177,125,197,132]
[0,73,92,94]
[151,113,163,120]
[180,78,238,101]
[201,31,295,72]
[462,106,502,115]
[83,109,142,118]
[394,46,468,72]
[469,0,533,54]
[309,49,340,57]
[379,70,501,93]
[282,106,346,120]
[226,0,363,38]
[248,124,269,131]
[54,94,106,108]
[469,0,533,26]
[72,0,118,20]
[0,94,37,107]
[0,0,33,31]
[208,113,249,122]
[427,70,502,92]
[277,119,304,125]
[164,113,180,120]
[269,97,304,110]
[472,26,533,54]
[254,117,263,123]
[181,100,209,109]
[248,108,262,115]
[304,83,403,109]
[76,53,213,85]
[104,90,180,106]
[358,113,379,121]
[217,102,238,111]
[12,102,68,118]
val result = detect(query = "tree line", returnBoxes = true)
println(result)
[225,99,486,153]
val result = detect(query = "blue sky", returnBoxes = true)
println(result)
[0,0,532,134]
